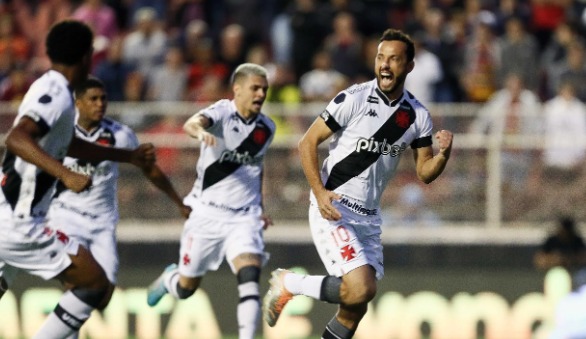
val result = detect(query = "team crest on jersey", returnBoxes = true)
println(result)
[395,110,411,128]
[252,127,268,145]
[96,131,115,146]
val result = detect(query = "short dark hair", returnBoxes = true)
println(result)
[74,76,105,98]
[46,20,94,65]
[379,29,415,62]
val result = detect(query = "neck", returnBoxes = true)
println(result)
[51,64,78,88]
[78,117,99,132]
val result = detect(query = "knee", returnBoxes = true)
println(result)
[340,279,377,306]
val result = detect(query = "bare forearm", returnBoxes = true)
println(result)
[418,153,449,184]
[6,128,69,180]
[142,165,183,206]
[298,138,325,195]
[68,137,133,163]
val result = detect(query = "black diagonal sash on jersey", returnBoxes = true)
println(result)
[202,121,273,190]
[325,105,416,191]
[1,152,21,210]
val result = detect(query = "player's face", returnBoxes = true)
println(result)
[234,74,269,116]
[76,87,107,126]
[375,40,414,97]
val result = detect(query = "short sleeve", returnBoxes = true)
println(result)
[320,91,355,132]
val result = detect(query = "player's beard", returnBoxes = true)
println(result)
[377,72,406,98]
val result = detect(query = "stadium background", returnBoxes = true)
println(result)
[2,0,586,337]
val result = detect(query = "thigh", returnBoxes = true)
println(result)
[225,217,267,273]
[178,216,225,278]
[0,222,77,281]
[309,204,384,280]
[57,245,109,289]
[89,228,119,284]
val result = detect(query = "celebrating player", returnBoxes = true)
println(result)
[263,28,453,338]
[146,63,276,339]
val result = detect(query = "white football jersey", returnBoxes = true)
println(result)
[50,117,139,225]
[184,99,276,220]
[0,70,76,222]
[316,79,433,210]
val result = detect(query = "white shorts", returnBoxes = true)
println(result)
[48,207,118,284]
[308,200,384,280]
[0,219,79,282]
[178,212,268,277]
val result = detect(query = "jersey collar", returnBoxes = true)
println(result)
[231,100,259,125]
[374,83,404,107]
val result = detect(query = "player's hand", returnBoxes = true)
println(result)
[179,204,192,219]
[435,129,453,158]
[197,131,217,146]
[61,171,92,193]
[261,214,273,230]
[315,189,342,221]
[131,143,156,168]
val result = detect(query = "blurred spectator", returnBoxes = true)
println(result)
[72,0,118,67]
[122,6,168,77]
[180,18,209,62]
[299,49,347,102]
[217,24,247,82]
[381,183,442,228]
[0,13,31,62]
[540,21,583,99]
[128,0,166,26]
[542,81,586,173]
[492,0,531,35]
[167,0,206,42]
[147,46,189,101]
[403,0,430,34]
[405,33,443,105]
[497,16,539,91]
[12,0,73,61]
[534,216,586,272]
[0,63,32,102]
[469,73,541,192]
[223,0,268,50]
[461,21,501,102]
[119,71,150,128]
[186,38,229,102]
[418,7,465,102]
[323,11,363,81]
[245,43,277,81]
[550,41,586,102]
[266,63,301,104]
[94,36,135,102]
[529,0,571,51]
[289,0,330,81]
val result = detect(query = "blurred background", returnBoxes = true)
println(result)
[2,0,586,338]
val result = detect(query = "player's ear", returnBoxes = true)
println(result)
[407,60,415,73]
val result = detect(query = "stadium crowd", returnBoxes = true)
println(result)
[0,0,585,107]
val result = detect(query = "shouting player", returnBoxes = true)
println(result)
[263,28,454,338]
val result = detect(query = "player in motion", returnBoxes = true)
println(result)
[48,76,191,310]
[263,28,454,338]
[147,63,276,339]
[0,20,155,338]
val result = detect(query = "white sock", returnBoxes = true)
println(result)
[33,291,93,339]
[237,281,260,339]
[164,269,181,299]
[284,273,326,300]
